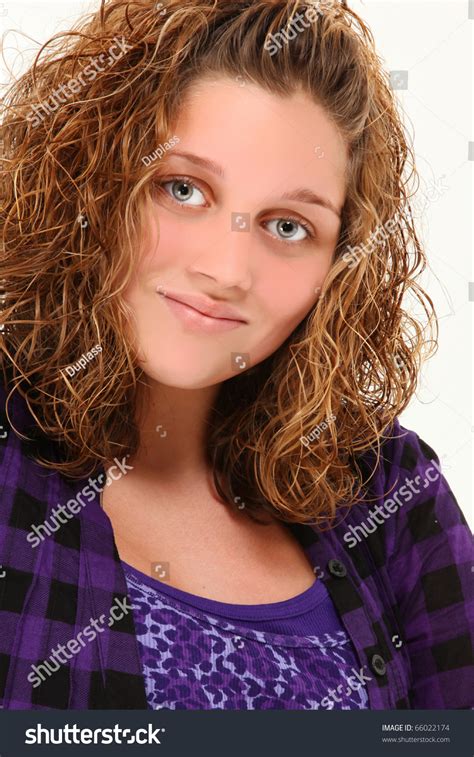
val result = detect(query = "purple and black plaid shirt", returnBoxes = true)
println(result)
[0,381,473,709]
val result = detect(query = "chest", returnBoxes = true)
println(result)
[101,477,317,603]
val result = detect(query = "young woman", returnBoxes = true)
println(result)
[0,0,472,711]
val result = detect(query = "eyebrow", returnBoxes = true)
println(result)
[170,150,342,218]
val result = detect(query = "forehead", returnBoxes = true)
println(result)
[169,76,348,206]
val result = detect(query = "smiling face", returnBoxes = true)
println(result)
[123,76,347,389]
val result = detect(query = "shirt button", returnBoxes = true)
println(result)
[370,653,387,676]
[327,559,347,578]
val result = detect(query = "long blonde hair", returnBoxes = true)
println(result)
[0,0,437,526]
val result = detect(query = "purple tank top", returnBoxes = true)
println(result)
[122,553,370,710]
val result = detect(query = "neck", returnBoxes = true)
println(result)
[114,378,222,480]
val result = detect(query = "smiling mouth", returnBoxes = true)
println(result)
[167,295,241,322]
[159,293,246,333]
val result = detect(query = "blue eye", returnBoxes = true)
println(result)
[161,177,207,207]
[264,217,313,243]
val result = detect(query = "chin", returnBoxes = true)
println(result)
[140,362,229,390]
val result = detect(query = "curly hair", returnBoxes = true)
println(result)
[0,0,437,527]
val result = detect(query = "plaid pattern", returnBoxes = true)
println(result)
[0,382,473,709]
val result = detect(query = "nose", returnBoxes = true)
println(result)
[186,212,254,291]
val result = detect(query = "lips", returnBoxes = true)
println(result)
[157,287,247,334]
[156,287,247,323]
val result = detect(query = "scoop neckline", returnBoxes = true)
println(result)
[120,557,329,621]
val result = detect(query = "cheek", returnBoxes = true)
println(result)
[259,262,323,326]
[153,221,180,261]
[154,215,201,261]
[248,279,317,362]
[135,211,187,274]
